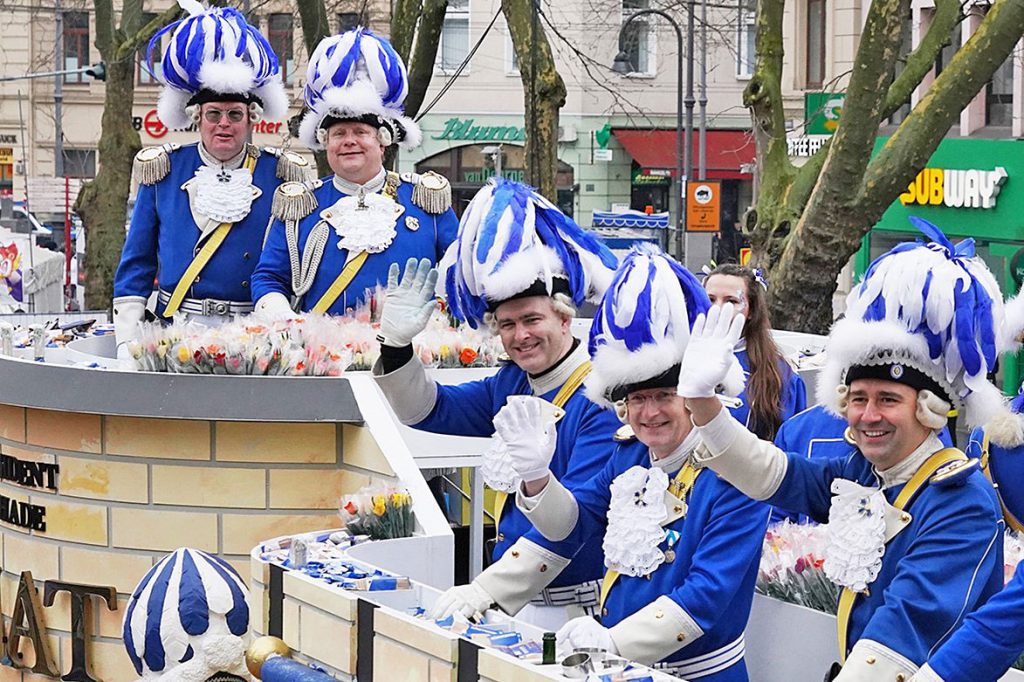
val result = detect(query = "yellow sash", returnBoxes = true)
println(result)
[310,251,370,314]
[836,447,967,663]
[979,433,1024,533]
[163,154,257,318]
[492,361,592,537]
[599,462,703,610]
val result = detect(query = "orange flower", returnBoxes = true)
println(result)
[460,347,478,365]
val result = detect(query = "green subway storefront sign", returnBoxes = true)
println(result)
[857,137,1024,393]
[432,118,526,142]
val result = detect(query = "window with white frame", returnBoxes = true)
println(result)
[621,0,653,75]
[506,28,519,75]
[736,0,756,78]
[437,0,470,73]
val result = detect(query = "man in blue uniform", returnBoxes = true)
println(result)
[113,3,303,354]
[481,245,767,680]
[374,179,620,628]
[680,219,1010,681]
[910,389,1024,682]
[251,29,457,317]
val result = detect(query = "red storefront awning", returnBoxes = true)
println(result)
[612,128,755,180]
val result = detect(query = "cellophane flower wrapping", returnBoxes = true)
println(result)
[756,520,839,614]
[129,289,504,374]
[339,483,415,540]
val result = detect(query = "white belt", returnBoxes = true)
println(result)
[158,290,254,316]
[528,579,602,608]
[654,634,745,679]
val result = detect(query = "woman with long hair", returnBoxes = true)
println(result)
[703,263,806,440]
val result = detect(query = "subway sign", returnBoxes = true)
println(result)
[899,166,1008,209]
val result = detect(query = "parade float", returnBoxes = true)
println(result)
[0,311,1021,682]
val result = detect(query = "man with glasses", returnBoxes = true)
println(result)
[112,4,306,356]
[251,29,457,316]
[427,245,767,681]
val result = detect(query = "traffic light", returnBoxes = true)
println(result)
[85,63,106,81]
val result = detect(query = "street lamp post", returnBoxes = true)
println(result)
[613,7,690,261]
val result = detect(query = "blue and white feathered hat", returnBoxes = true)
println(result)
[586,243,745,408]
[123,548,250,681]
[440,179,619,327]
[820,217,1007,428]
[298,28,420,151]
[146,0,289,131]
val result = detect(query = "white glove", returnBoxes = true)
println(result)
[429,581,495,620]
[113,297,146,351]
[678,302,746,398]
[253,292,294,321]
[556,616,618,654]
[493,396,557,482]
[378,258,439,348]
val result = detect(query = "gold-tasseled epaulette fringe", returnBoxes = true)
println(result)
[132,145,173,186]
[275,150,313,183]
[410,171,452,214]
[271,180,321,222]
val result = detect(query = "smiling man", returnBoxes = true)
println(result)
[373,179,620,628]
[113,3,300,355]
[251,29,457,317]
[678,220,1009,681]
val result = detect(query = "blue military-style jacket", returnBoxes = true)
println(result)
[413,345,621,589]
[528,438,769,680]
[769,446,1004,666]
[250,173,458,313]
[114,143,288,311]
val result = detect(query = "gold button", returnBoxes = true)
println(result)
[540,564,548,572]
[602,608,608,617]
[676,634,686,642]
[866,656,876,665]
[900,513,910,522]
[324,211,333,218]
[510,551,519,558]
[673,506,683,513]
[896,675,905,682]
[655,611,664,619]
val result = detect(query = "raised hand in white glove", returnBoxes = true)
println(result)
[677,302,746,399]
[429,581,495,621]
[557,616,618,654]
[493,396,558,483]
[378,258,439,348]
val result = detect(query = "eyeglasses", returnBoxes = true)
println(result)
[203,108,246,124]
[622,390,677,409]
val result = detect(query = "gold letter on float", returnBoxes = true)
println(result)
[43,580,117,682]
[7,571,58,676]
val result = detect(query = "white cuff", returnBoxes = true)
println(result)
[474,538,569,615]
[693,410,788,500]
[112,296,147,348]
[911,663,944,682]
[836,639,918,682]
[515,475,579,542]
[608,596,703,666]
[371,355,438,425]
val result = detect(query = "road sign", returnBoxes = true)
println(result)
[805,93,845,135]
[143,110,168,139]
[739,247,752,265]
[686,181,721,232]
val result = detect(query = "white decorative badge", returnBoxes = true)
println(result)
[406,216,420,231]
[480,435,519,493]
[823,479,887,593]
[192,165,256,223]
[322,191,401,254]
[604,465,669,577]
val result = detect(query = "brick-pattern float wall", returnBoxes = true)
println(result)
[0,404,397,681]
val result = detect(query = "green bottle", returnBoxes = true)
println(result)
[542,632,556,664]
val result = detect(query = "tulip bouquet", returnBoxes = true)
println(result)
[339,484,416,540]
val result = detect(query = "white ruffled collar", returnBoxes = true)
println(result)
[333,168,387,196]
[875,433,944,489]
[649,428,702,472]
[528,339,588,396]
[198,143,246,170]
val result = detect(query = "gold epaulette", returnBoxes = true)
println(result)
[613,424,636,442]
[263,146,313,183]
[132,144,179,186]
[402,171,452,214]
[930,457,978,487]
[271,179,322,222]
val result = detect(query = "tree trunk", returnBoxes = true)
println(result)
[745,0,1024,333]
[403,0,448,118]
[503,0,566,200]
